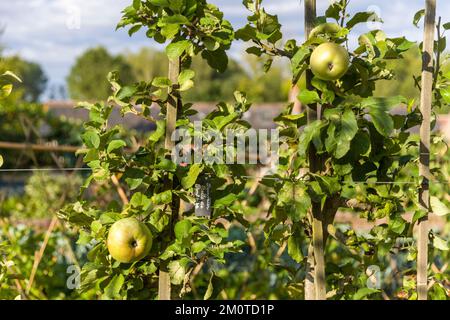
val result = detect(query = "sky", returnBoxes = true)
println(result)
[0,0,449,99]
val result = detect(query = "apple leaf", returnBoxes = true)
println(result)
[0,155,3,168]
[412,209,427,224]
[298,120,326,157]
[152,77,171,88]
[82,130,101,149]
[440,87,450,104]
[149,120,165,143]
[333,109,358,159]
[116,85,137,100]
[204,273,224,300]
[297,89,320,105]
[370,109,393,135]
[149,0,169,7]
[429,283,448,300]
[168,257,191,285]
[130,192,152,210]
[430,196,450,216]
[353,287,380,300]
[107,140,126,154]
[413,9,425,28]
[1,71,22,82]
[151,190,172,205]
[0,84,13,99]
[362,96,405,137]
[213,193,238,208]
[388,216,406,234]
[432,234,449,251]
[201,49,228,73]
[104,274,125,299]
[174,219,192,242]
[346,12,382,29]
[178,69,195,91]
[181,164,202,189]
[192,241,207,254]
[287,232,303,263]
[166,40,190,60]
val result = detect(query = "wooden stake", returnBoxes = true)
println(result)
[303,0,326,301]
[304,0,316,301]
[158,57,181,300]
[417,0,436,301]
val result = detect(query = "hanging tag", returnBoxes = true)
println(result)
[194,174,211,217]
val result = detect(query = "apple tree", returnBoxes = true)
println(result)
[235,0,446,299]
[58,0,253,300]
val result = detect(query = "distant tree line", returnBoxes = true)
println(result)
[0,55,47,102]
[1,36,448,110]
[66,46,292,103]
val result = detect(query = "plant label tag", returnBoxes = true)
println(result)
[194,175,211,217]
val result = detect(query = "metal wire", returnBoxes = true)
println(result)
[0,168,91,172]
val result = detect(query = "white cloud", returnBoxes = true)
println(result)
[1,0,449,96]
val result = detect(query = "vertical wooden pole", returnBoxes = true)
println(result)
[158,57,181,300]
[303,0,316,300]
[417,0,436,301]
[304,0,326,301]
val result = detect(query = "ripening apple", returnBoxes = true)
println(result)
[310,42,350,81]
[106,217,153,263]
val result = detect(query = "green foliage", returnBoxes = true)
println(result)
[1,0,449,301]
[0,102,82,168]
[238,0,448,299]
[124,47,289,102]
[59,72,252,299]
[0,56,47,102]
[0,69,21,168]
[0,221,85,300]
[374,47,422,101]
[67,47,136,101]
[1,172,82,219]
[118,0,234,73]
[125,47,169,82]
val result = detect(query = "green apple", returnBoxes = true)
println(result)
[310,42,350,81]
[106,217,153,263]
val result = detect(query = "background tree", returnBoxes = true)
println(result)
[0,55,47,102]
[124,47,290,103]
[375,47,422,102]
[238,55,291,103]
[67,47,135,101]
[125,47,168,82]
[183,55,247,102]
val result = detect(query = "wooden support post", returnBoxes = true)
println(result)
[304,0,326,301]
[158,57,181,300]
[417,0,436,301]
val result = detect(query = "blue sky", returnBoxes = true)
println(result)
[1,0,449,98]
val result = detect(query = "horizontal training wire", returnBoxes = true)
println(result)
[0,168,92,172]
[227,175,450,184]
[0,168,448,185]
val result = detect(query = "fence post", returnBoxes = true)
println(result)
[417,0,436,301]
[158,57,181,300]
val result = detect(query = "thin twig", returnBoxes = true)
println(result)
[26,215,58,294]
[111,174,129,205]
